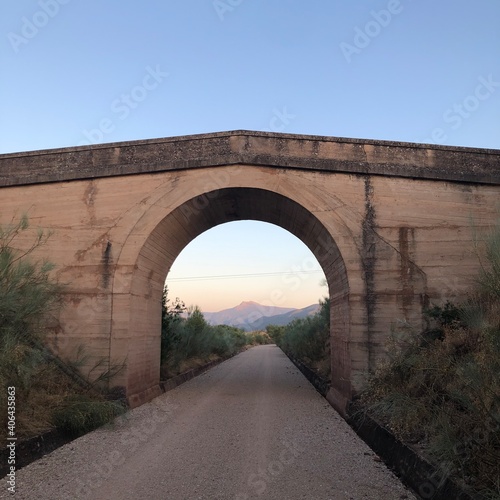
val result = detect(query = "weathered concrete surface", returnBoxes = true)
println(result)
[1,130,499,186]
[0,131,499,413]
[0,346,417,500]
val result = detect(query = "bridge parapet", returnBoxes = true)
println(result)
[1,130,499,187]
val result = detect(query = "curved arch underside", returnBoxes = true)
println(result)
[123,187,351,411]
[142,187,346,290]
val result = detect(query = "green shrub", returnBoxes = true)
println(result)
[52,395,125,437]
[266,324,285,344]
[477,218,500,299]
[160,294,250,377]
[360,221,500,499]
[160,287,185,364]
[278,298,330,378]
[246,330,273,345]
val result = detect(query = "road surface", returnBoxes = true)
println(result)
[1,345,416,499]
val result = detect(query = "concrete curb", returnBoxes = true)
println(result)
[159,357,227,392]
[347,407,482,500]
[284,353,330,397]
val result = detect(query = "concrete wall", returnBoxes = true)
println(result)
[1,131,498,414]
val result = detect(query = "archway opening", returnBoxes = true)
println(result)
[118,187,351,412]
[162,220,329,376]
[166,220,327,314]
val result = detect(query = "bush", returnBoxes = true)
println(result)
[246,330,273,345]
[52,395,125,437]
[278,298,330,379]
[266,324,285,344]
[160,287,185,364]
[360,221,500,499]
[0,217,63,439]
[160,293,250,378]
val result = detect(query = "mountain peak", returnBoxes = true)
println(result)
[203,302,319,331]
[235,300,259,310]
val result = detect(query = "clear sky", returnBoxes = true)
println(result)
[167,221,327,312]
[1,1,499,311]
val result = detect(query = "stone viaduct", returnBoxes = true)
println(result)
[0,131,499,414]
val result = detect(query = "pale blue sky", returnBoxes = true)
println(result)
[167,221,327,312]
[2,1,499,310]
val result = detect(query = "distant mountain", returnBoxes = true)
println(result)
[247,303,320,330]
[203,301,320,331]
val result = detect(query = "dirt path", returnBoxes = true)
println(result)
[1,345,416,499]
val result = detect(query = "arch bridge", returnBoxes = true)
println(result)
[1,131,499,414]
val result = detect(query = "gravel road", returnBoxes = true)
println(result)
[1,345,416,499]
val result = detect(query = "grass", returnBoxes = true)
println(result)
[52,394,124,437]
[359,221,500,499]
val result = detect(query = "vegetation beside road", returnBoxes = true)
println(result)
[160,288,272,379]
[359,222,500,500]
[267,297,331,380]
[0,216,124,444]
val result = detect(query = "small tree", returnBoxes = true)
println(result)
[0,216,62,396]
[0,216,62,439]
[160,286,186,364]
[0,215,62,345]
[0,216,126,440]
[266,324,285,344]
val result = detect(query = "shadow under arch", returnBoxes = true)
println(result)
[119,187,351,413]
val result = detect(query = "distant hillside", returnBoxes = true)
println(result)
[247,303,320,330]
[203,301,320,331]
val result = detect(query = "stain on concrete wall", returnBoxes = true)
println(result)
[361,176,376,372]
